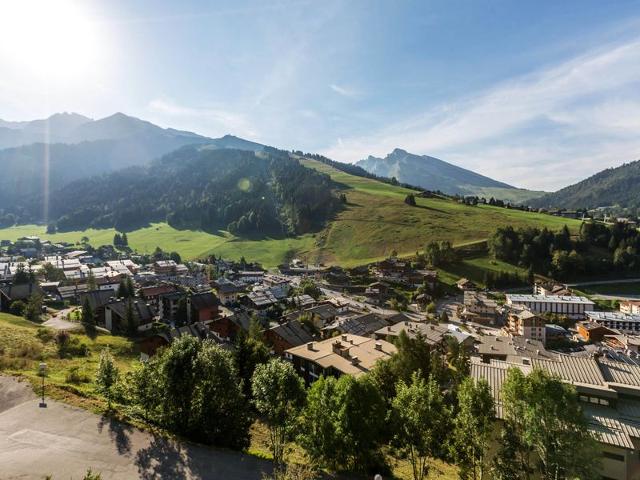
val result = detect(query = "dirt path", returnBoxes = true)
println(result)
[0,376,273,479]
[42,307,83,331]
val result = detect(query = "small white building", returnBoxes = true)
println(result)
[506,294,595,319]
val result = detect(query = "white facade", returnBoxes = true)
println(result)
[586,311,640,335]
[506,294,595,319]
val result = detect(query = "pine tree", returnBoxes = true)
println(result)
[95,348,119,409]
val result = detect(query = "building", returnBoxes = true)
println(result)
[188,291,219,322]
[0,283,43,311]
[475,336,556,364]
[324,312,393,337]
[456,278,476,291]
[286,304,338,329]
[266,320,314,356]
[374,320,455,348]
[139,284,178,313]
[534,282,572,297]
[462,291,499,324]
[506,309,546,344]
[620,301,640,316]
[471,355,640,480]
[506,294,595,319]
[285,334,397,383]
[214,281,244,305]
[104,299,155,332]
[604,334,640,355]
[577,321,618,342]
[586,311,640,335]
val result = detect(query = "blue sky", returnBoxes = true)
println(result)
[2,0,640,190]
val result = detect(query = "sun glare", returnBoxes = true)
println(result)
[0,0,104,83]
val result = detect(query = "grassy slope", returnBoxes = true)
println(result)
[0,159,579,268]
[300,159,581,267]
[0,312,138,409]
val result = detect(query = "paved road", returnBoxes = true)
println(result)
[43,307,82,331]
[0,376,273,479]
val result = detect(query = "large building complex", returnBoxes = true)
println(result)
[505,294,595,319]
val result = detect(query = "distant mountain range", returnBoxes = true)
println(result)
[0,112,264,212]
[355,148,545,202]
[530,160,640,211]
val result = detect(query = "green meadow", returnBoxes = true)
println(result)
[0,159,580,268]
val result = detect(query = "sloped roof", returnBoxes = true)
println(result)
[269,320,313,348]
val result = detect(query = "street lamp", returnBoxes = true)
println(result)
[38,362,47,408]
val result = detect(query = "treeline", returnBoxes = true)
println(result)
[96,331,599,480]
[18,147,341,236]
[488,221,640,280]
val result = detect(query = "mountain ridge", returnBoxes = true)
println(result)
[354,148,545,202]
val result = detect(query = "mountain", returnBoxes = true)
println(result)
[355,148,545,202]
[13,146,340,235]
[0,113,266,213]
[530,160,640,210]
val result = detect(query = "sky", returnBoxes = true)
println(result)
[1,0,640,191]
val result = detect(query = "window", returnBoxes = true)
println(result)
[599,398,610,406]
[602,451,625,462]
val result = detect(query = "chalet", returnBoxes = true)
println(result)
[456,278,476,291]
[374,320,457,348]
[285,334,397,383]
[57,284,89,302]
[139,284,178,313]
[234,270,265,285]
[188,291,219,322]
[139,320,228,357]
[577,321,618,343]
[210,311,251,339]
[286,303,339,329]
[159,291,183,321]
[534,282,572,297]
[214,281,244,305]
[266,320,314,355]
[243,290,278,310]
[462,291,498,324]
[475,336,555,364]
[324,312,393,337]
[104,298,155,332]
[603,334,640,355]
[154,260,177,275]
[0,283,42,311]
[363,281,391,305]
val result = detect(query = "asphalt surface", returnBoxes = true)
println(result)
[0,376,272,479]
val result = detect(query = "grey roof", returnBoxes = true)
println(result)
[269,320,314,348]
[329,313,392,336]
[586,311,640,324]
[507,294,594,305]
[0,283,42,301]
[376,320,452,346]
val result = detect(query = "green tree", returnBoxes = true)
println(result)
[125,299,136,336]
[86,271,97,291]
[132,336,251,449]
[81,296,95,334]
[23,291,44,322]
[234,328,270,399]
[452,377,495,480]
[502,368,600,480]
[491,423,528,480]
[13,264,33,285]
[251,359,306,465]
[298,375,386,472]
[42,263,65,282]
[404,194,417,206]
[95,348,119,409]
[391,373,449,480]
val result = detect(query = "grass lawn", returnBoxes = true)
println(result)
[0,158,580,269]
[0,311,138,411]
[579,282,640,296]
[437,256,529,288]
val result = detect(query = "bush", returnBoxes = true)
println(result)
[65,366,91,384]
[35,327,55,343]
[56,331,89,358]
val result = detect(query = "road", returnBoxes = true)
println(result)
[43,307,82,331]
[0,376,273,479]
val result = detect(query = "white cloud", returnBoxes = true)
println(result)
[322,37,640,190]
[329,83,362,98]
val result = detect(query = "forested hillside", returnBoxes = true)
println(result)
[19,147,341,236]
[531,159,640,211]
